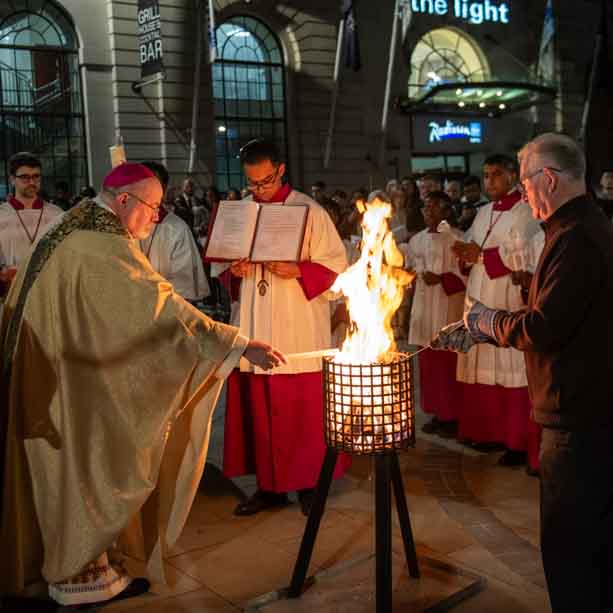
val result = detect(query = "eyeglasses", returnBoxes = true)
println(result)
[518,167,564,195]
[15,173,42,182]
[122,191,161,212]
[246,166,281,191]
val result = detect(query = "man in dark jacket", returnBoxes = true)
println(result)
[434,133,613,613]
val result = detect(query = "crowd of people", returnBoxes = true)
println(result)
[1,135,613,612]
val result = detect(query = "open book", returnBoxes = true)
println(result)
[203,200,309,263]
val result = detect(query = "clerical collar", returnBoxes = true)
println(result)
[253,183,293,204]
[8,195,44,210]
[492,189,521,212]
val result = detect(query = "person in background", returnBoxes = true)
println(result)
[0,152,63,297]
[174,177,197,230]
[445,179,463,215]
[226,187,241,201]
[457,175,488,231]
[403,191,466,437]
[52,180,72,211]
[597,170,613,219]
[418,174,442,201]
[139,161,210,303]
[310,180,327,204]
[451,154,541,467]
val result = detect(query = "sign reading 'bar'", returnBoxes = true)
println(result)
[137,0,164,78]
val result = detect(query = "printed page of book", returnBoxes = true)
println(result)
[204,200,259,261]
[250,204,308,262]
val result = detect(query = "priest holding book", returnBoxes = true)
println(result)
[218,139,349,516]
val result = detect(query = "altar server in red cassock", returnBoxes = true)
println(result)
[401,191,466,437]
[222,140,349,516]
[451,155,541,466]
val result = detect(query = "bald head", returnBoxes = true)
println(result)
[518,133,587,221]
[102,176,163,239]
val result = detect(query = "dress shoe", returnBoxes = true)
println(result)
[298,488,316,516]
[437,421,458,439]
[497,449,527,467]
[421,417,440,434]
[525,465,539,478]
[471,442,506,453]
[234,490,289,516]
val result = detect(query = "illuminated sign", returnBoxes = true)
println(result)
[413,115,490,152]
[410,0,510,25]
[428,120,483,144]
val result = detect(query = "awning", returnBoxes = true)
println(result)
[397,80,557,117]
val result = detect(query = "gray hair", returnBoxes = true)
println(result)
[519,133,586,181]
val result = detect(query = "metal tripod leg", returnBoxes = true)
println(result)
[375,454,393,613]
[288,447,338,597]
[391,451,420,578]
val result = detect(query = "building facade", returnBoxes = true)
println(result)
[0,0,610,199]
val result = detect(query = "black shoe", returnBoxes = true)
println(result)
[298,488,316,517]
[421,417,440,434]
[471,442,506,453]
[497,449,527,467]
[525,465,539,477]
[437,421,458,439]
[233,490,289,516]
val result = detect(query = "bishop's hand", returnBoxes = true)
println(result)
[430,321,475,354]
[244,340,287,371]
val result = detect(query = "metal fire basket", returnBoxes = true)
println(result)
[323,354,415,455]
[287,353,483,612]
[288,353,419,612]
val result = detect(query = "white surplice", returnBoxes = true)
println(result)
[403,227,466,347]
[139,212,210,301]
[237,190,347,375]
[0,200,64,269]
[457,195,541,387]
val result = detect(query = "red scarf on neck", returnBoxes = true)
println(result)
[8,195,44,210]
[492,189,521,212]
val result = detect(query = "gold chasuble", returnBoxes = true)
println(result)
[0,200,246,594]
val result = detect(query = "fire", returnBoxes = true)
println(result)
[332,197,415,364]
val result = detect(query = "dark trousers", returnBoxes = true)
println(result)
[539,427,613,613]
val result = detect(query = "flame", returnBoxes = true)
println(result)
[332,197,415,364]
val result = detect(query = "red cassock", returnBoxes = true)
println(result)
[456,191,541,469]
[223,263,351,492]
[222,185,351,492]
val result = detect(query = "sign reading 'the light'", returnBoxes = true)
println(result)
[410,0,510,25]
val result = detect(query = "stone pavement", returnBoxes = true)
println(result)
[101,384,550,613]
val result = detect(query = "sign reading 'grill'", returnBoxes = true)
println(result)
[137,0,164,78]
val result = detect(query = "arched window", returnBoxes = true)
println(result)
[213,16,287,192]
[408,28,490,99]
[0,0,86,199]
